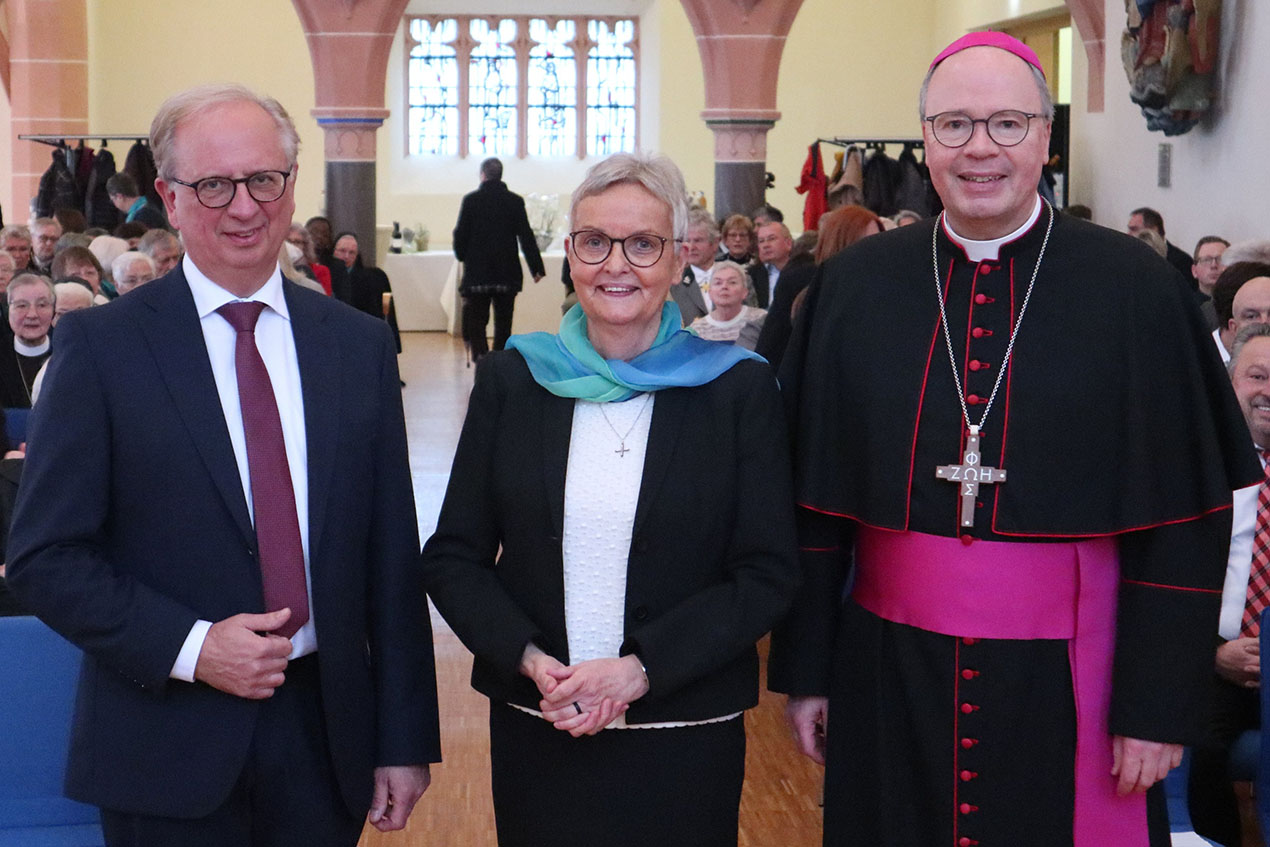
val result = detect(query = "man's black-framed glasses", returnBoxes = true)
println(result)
[924,110,1041,148]
[568,230,676,268]
[170,169,293,209]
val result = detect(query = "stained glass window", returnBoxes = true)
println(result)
[586,20,636,156]
[406,18,459,156]
[526,19,577,157]
[468,18,518,158]
[405,15,637,159]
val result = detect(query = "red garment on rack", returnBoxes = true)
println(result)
[797,142,829,231]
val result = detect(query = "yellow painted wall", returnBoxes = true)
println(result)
[932,0,1066,45]
[82,0,324,222]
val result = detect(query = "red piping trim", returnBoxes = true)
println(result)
[941,216,973,262]
[990,255,1018,534]
[909,257,952,530]
[952,638,962,844]
[796,501,1234,536]
[1121,579,1222,595]
[955,261,978,535]
[799,546,841,552]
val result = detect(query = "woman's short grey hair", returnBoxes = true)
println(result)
[1229,322,1270,374]
[569,151,689,240]
[111,251,156,283]
[918,56,1054,122]
[150,83,300,180]
[711,260,748,287]
[8,272,56,304]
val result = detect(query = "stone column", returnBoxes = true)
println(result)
[678,0,806,220]
[4,0,89,219]
[1065,0,1106,113]
[291,0,409,266]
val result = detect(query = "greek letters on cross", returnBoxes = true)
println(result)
[935,426,1006,528]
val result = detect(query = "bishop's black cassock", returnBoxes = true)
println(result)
[768,206,1260,847]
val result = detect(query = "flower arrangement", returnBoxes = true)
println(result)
[525,193,560,251]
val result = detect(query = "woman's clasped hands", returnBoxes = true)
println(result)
[520,644,650,737]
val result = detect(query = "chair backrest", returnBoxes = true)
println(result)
[0,615,102,837]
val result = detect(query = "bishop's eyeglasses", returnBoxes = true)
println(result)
[924,110,1042,148]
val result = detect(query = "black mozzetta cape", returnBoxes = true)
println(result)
[782,210,1257,538]
[770,208,1262,746]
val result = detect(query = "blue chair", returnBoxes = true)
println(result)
[0,616,104,846]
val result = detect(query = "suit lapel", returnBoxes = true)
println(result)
[540,389,574,537]
[133,272,255,546]
[286,285,338,563]
[632,387,687,538]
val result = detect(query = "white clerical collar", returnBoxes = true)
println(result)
[14,336,49,357]
[944,195,1042,263]
[184,254,290,322]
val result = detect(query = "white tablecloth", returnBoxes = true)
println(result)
[380,252,455,331]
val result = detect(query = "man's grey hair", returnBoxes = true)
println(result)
[0,225,31,244]
[31,217,61,233]
[7,272,56,303]
[685,207,720,241]
[918,53,1055,122]
[1224,240,1270,267]
[150,83,300,180]
[480,157,503,181]
[1229,322,1270,374]
[569,151,689,240]
[111,251,156,285]
[138,228,180,256]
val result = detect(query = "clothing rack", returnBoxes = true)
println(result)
[817,137,924,151]
[18,134,148,147]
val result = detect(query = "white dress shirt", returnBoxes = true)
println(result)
[690,263,714,312]
[170,256,316,681]
[1219,449,1266,641]
[1214,328,1231,364]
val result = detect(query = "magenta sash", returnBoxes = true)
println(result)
[852,527,1149,847]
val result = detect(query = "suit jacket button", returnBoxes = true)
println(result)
[633,605,650,621]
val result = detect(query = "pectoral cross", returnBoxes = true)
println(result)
[935,426,1006,528]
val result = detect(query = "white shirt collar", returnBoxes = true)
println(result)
[944,195,1043,263]
[14,336,49,357]
[183,254,290,323]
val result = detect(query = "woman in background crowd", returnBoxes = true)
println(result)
[689,260,766,349]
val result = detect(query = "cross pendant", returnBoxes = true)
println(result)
[935,426,1006,528]
[614,442,630,458]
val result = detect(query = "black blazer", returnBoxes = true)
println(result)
[452,179,545,293]
[421,351,799,724]
[7,268,441,818]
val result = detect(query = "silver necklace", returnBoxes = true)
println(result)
[596,393,651,458]
[931,201,1054,527]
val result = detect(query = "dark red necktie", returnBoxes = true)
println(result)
[1241,452,1270,638]
[217,301,308,638]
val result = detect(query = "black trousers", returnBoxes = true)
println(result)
[99,655,363,847]
[462,291,517,360]
[1188,672,1260,846]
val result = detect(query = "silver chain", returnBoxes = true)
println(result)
[931,201,1054,435]
[596,392,651,453]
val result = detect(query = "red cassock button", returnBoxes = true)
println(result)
[974,293,988,304]
[971,327,985,338]
[959,838,979,847]
[960,702,976,714]
[969,360,982,371]
[962,637,977,645]
[960,803,979,814]
[961,668,978,680]
[979,264,992,275]
[961,737,977,749]
[960,770,977,782]
[960,534,974,546]
[967,394,981,404]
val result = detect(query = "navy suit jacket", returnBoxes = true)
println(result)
[7,267,440,818]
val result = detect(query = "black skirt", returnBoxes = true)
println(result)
[489,702,745,847]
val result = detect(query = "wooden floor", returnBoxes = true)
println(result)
[359,332,825,846]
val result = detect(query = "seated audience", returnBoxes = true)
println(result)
[1127,206,1193,279]
[30,217,62,275]
[113,221,148,248]
[287,223,332,294]
[0,273,54,408]
[137,228,182,277]
[306,214,336,265]
[1193,236,1230,331]
[50,245,109,304]
[1188,321,1270,846]
[1213,262,1270,362]
[717,214,756,266]
[690,260,765,348]
[894,209,922,227]
[1134,228,1168,258]
[105,172,167,230]
[1064,204,1093,220]
[53,207,87,234]
[330,232,401,351]
[756,205,883,372]
[52,280,95,325]
[88,235,130,298]
[1,225,35,273]
[670,208,723,326]
[111,251,157,295]
[0,251,14,299]
[281,243,325,294]
[751,203,784,226]
[1223,240,1270,267]
[749,220,804,309]
[55,232,92,253]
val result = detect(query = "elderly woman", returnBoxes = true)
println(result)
[421,151,798,847]
[689,260,766,348]
[717,213,756,265]
[51,246,110,304]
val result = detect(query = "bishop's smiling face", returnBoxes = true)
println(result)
[922,46,1051,240]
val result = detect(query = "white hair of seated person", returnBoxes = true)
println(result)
[89,235,130,283]
[111,251,157,295]
[1224,240,1270,267]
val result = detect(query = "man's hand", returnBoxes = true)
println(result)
[1217,637,1261,688]
[193,609,293,699]
[368,765,431,832]
[532,272,546,283]
[786,696,829,765]
[1111,736,1182,796]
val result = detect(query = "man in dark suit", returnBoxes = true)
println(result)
[747,220,795,309]
[7,83,440,847]
[452,157,545,362]
[1127,206,1194,282]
